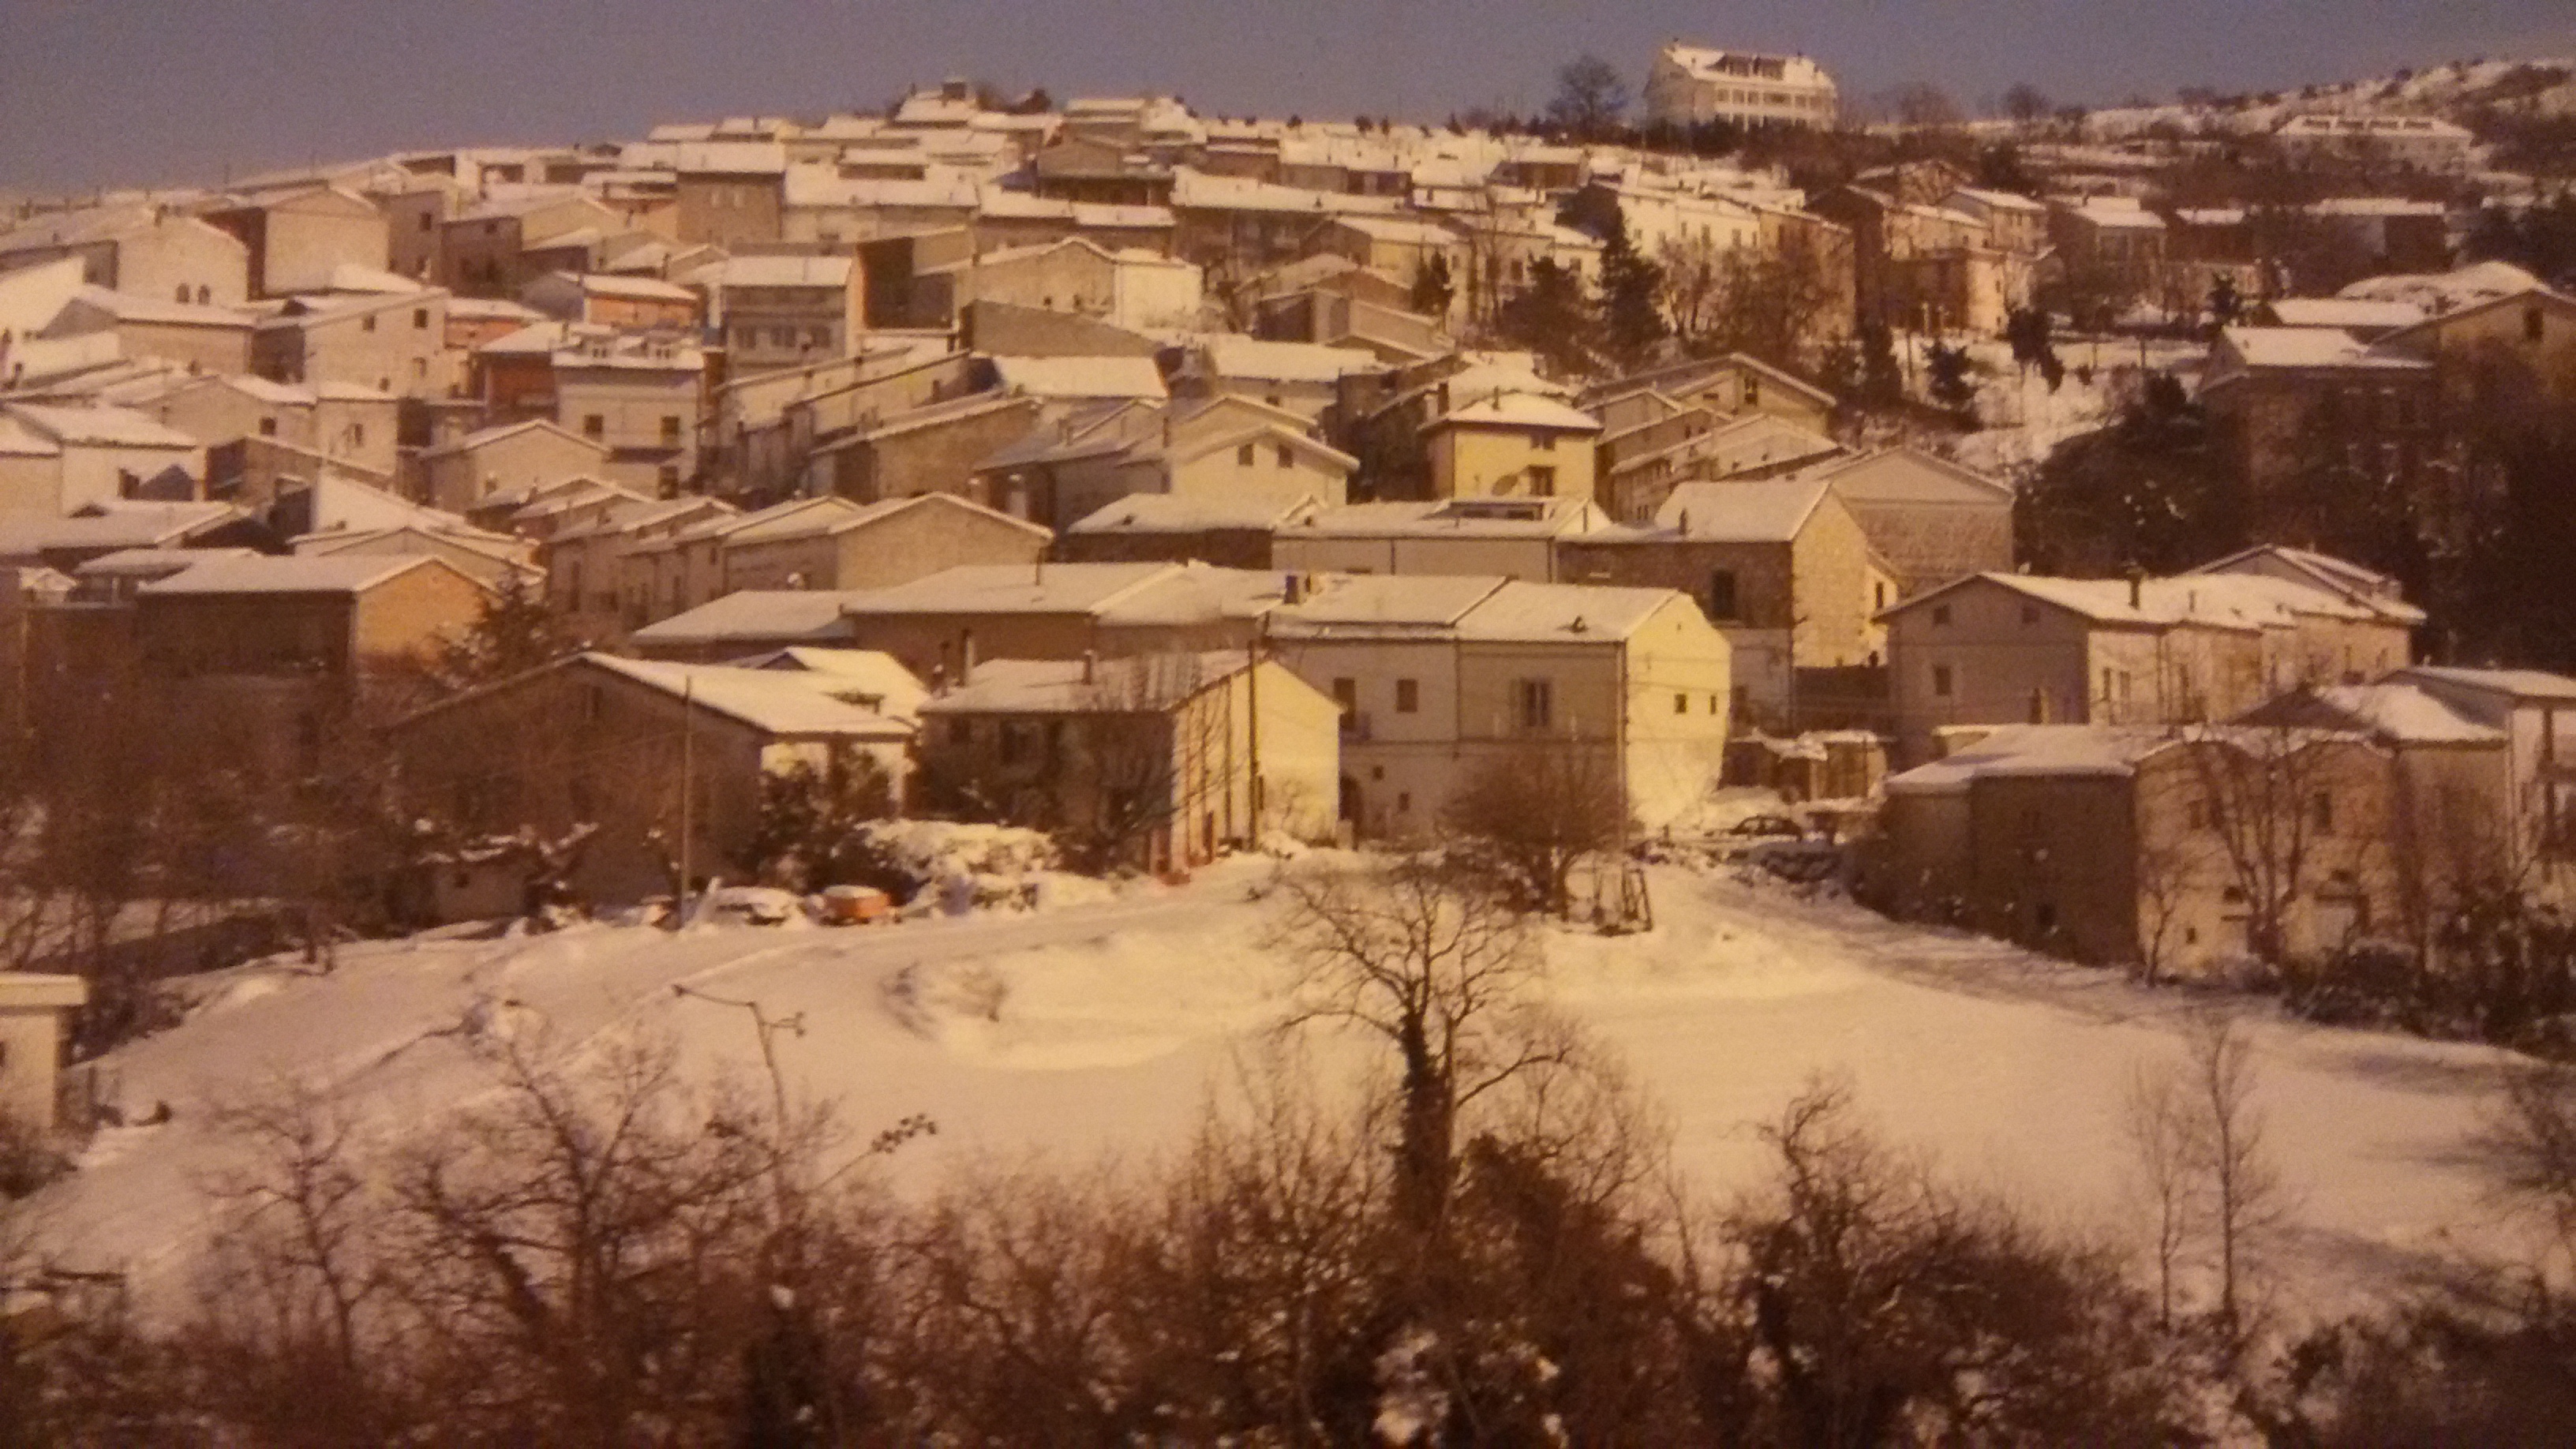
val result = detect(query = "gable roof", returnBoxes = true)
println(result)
[1638,477,1837,543]
[2388,665,2576,705]
[628,590,868,649]
[990,355,1170,401]
[1798,446,2013,505]
[1878,569,2417,632]
[2232,683,2501,745]
[135,552,474,597]
[419,417,610,461]
[919,650,1264,716]
[1066,492,1321,534]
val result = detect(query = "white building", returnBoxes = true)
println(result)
[1643,43,1839,130]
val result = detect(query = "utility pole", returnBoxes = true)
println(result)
[674,674,696,927]
[1246,608,1267,833]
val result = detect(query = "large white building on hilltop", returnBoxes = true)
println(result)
[1644,43,1839,129]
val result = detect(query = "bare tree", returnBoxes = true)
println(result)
[2123,1059,2199,1327]
[2180,727,2373,966]
[2486,1058,2576,1269]
[1443,737,1631,918]
[2184,1009,2291,1339]
[1268,859,1575,1235]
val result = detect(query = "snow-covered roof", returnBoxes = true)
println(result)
[62,286,254,329]
[134,552,455,597]
[2261,298,2427,331]
[1191,334,1379,384]
[628,590,867,648]
[1429,391,1602,433]
[1885,724,2181,796]
[1282,496,1607,541]
[2216,326,2428,372]
[990,355,1169,401]
[2234,683,2502,745]
[73,546,256,579]
[1884,570,2419,632]
[538,653,912,739]
[2391,665,2576,704]
[1645,477,1834,542]
[1451,579,1681,642]
[919,650,1256,716]
[841,561,1194,618]
[1066,492,1320,534]
[1267,574,1505,631]
[2,401,202,450]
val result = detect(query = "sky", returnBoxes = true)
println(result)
[3,0,2570,195]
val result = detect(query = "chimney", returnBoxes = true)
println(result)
[1081,649,1096,683]
[1283,572,1305,605]
[960,630,977,678]
[2125,563,2144,610]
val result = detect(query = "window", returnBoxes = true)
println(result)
[770,327,796,348]
[1275,444,1294,469]
[2528,305,2547,344]
[1931,604,1952,626]
[2027,688,2050,723]
[256,417,277,437]
[1332,677,1357,716]
[410,356,428,381]
[1395,678,1419,713]
[1933,664,1955,698]
[661,414,683,441]
[418,213,432,232]
[196,284,211,304]
[1675,691,1689,714]
[347,423,365,447]
[1527,465,1556,496]
[1874,582,1887,609]
[174,284,189,302]
[1743,375,1761,406]
[2101,667,2114,701]
[1533,432,1555,451]
[1705,569,1739,620]
[582,414,605,438]
[412,308,429,329]
[361,313,376,332]
[1515,678,1553,732]
[1711,694,1723,714]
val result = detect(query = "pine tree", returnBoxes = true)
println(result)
[1856,320,1905,410]
[1926,342,1978,421]
[1494,260,1594,376]
[1595,222,1668,370]
[430,572,585,692]
[1410,253,1455,318]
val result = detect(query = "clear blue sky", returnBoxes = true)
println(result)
[3,0,2568,194]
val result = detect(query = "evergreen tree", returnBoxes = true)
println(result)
[1855,319,1905,410]
[1595,222,1667,369]
[1409,253,1455,318]
[430,572,584,692]
[1493,259,1594,376]
[1925,342,1978,421]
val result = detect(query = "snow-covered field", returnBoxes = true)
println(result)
[21,859,2537,1324]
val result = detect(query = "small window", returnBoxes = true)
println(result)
[412,308,429,329]
[1533,432,1556,451]
[196,284,211,304]
[2527,306,2547,344]
[1515,678,1553,732]
[1744,375,1761,405]
[361,313,376,332]
[348,424,365,447]
[1933,664,1955,698]
[411,357,427,380]
[582,414,605,438]
[1275,444,1294,469]
[1931,604,1952,627]
[256,417,278,437]
[1237,443,1256,466]
[174,284,189,302]
[661,414,683,441]
[418,213,432,232]
[1674,691,1688,714]
[1874,582,1887,609]
[1527,465,1556,496]
[1395,678,1418,713]
[1397,792,1411,813]
[1706,570,1739,620]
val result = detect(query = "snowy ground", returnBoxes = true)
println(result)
[21,859,2539,1325]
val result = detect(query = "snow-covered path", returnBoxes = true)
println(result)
[21,861,2534,1324]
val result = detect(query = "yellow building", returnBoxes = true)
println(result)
[1423,391,1602,502]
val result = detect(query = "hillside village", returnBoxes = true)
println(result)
[6,36,2576,1443]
